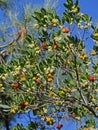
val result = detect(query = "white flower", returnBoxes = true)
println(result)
[52,18,59,24]
[54,36,61,42]
[34,23,39,29]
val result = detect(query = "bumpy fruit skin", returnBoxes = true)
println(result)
[42,43,47,47]
[0,83,3,87]
[90,51,96,56]
[32,77,37,81]
[89,76,95,82]
[85,128,89,130]
[12,83,20,88]
[80,54,87,60]
[56,124,63,129]
[62,28,70,33]
[47,77,53,82]
[20,77,26,82]
[44,117,56,125]
[36,79,42,84]
[52,23,58,27]
[54,44,58,49]
[20,102,29,109]
[24,101,29,106]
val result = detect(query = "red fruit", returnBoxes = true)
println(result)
[89,76,94,82]
[56,124,63,129]
[42,43,47,47]
[36,79,42,84]
[62,28,70,33]
[54,44,58,49]
[13,83,20,88]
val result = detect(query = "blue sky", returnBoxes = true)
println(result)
[79,0,98,23]
[57,0,98,23]
[0,0,98,129]
[0,0,98,32]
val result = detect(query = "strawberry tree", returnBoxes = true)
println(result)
[0,0,98,129]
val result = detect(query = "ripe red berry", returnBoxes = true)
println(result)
[41,43,47,47]
[62,28,70,33]
[54,44,58,49]
[56,124,63,129]
[13,83,20,88]
[36,79,42,84]
[89,76,94,82]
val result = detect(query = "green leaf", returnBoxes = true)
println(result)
[93,45,98,51]
[91,34,98,41]
[33,12,43,21]
[75,0,78,6]
[64,3,69,8]
[40,8,46,15]
[0,104,11,109]
[91,25,95,30]
[57,30,61,36]
[69,80,76,86]
[26,35,33,43]
[67,0,73,5]
[27,122,38,129]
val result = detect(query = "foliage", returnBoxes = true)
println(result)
[0,0,98,129]
[0,0,8,6]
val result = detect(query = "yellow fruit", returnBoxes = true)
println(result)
[49,87,53,91]
[67,59,71,64]
[35,46,40,51]
[80,54,87,60]
[48,73,52,77]
[11,83,14,87]
[52,23,57,27]
[10,107,17,114]
[45,117,51,122]
[53,119,56,123]
[85,128,89,130]
[20,77,26,82]
[62,88,67,92]
[0,83,3,87]
[47,77,53,82]
[59,91,65,95]
[32,77,37,81]
[10,109,16,114]
[24,101,29,106]
[96,107,98,110]
[47,121,53,125]
[45,117,55,125]
[48,92,55,97]
[93,33,98,37]
[90,51,96,56]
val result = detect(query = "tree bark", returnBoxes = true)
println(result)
[4,115,10,130]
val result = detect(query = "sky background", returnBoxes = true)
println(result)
[0,0,98,24]
[58,0,98,23]
[0,0,98,130]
